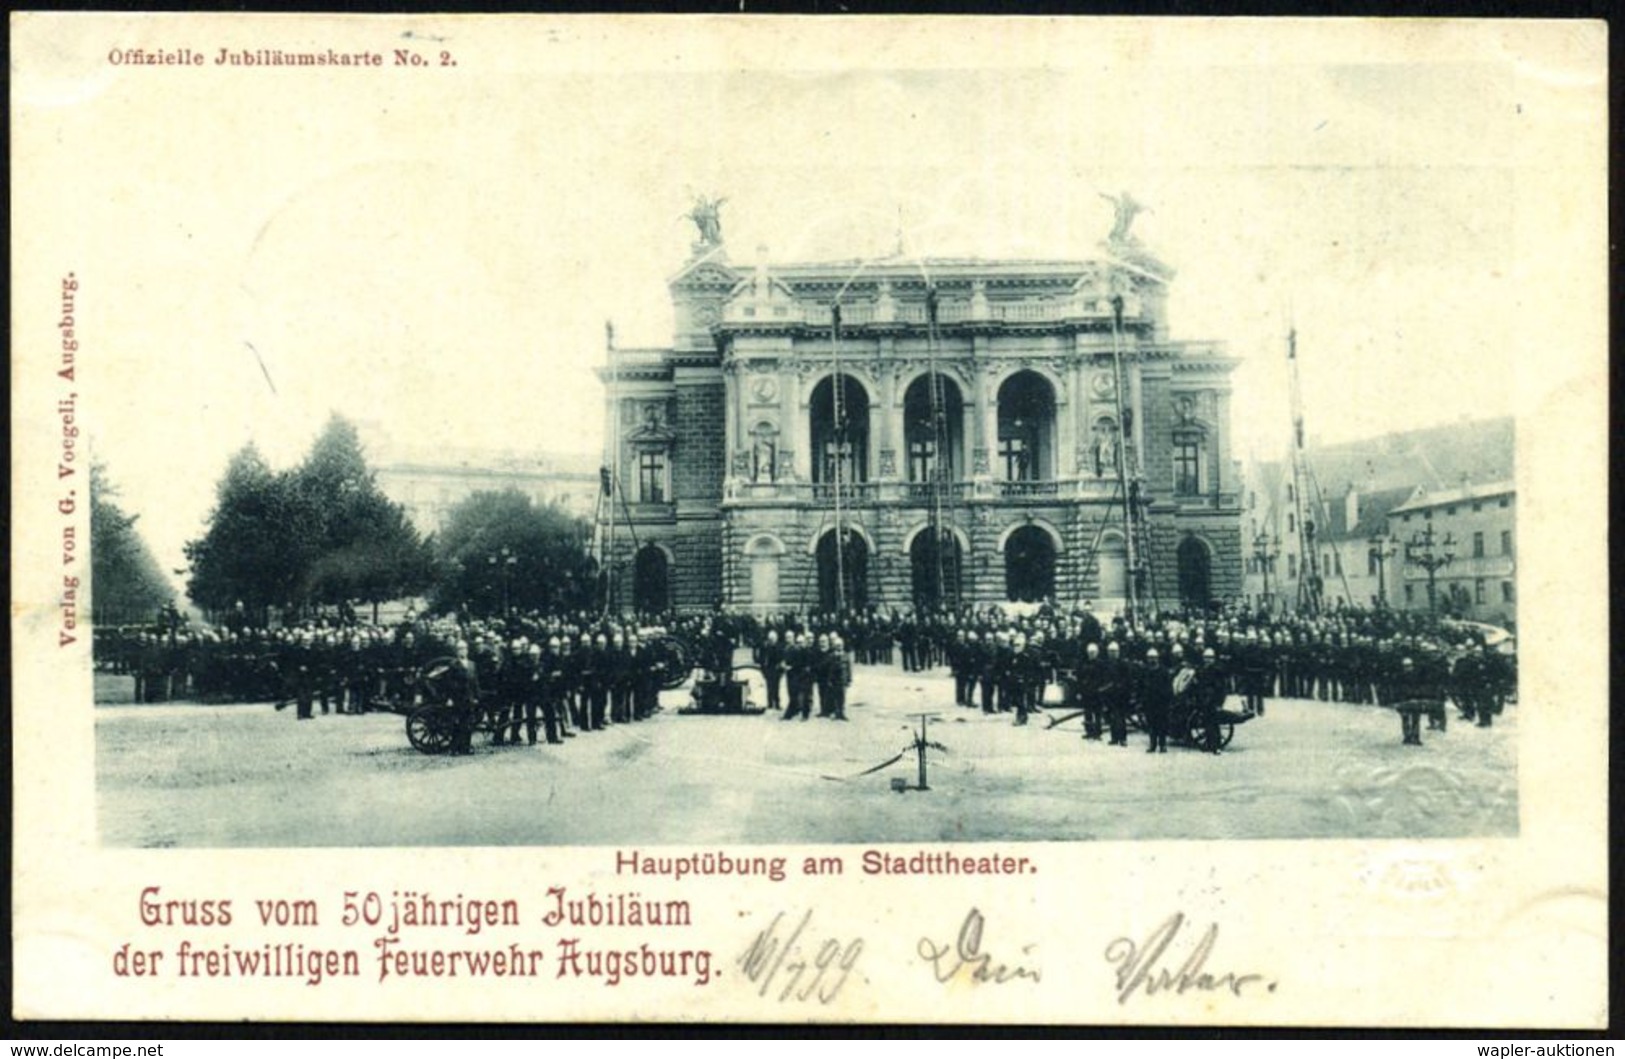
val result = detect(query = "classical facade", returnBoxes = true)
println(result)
[598,208,1244,615]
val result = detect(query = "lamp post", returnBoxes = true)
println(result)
[487,546,517,617]
[1367,533,1398,607]
[1251,532,1279,613]
[1405,525,1455,614]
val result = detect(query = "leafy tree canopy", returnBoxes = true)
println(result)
[428,489,595,617]
[90,460,174,625]
[185,415,431,622]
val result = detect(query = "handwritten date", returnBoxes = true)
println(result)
[738,910,863,1004]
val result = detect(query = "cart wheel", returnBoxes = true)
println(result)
[415,656,459,706]
[406,705,456,755]
[657,637,693,690]
[1186,715,1236,749]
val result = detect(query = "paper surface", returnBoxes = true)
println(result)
[10,13,1608,1026]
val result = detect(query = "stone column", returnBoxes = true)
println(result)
[723,361,740,463]
[868,385,885,481]
[974,352,997,479]
[782,366,803,481]
[884,359,905,479]
[1055,364,1075,481]
[876,353,899,480]
[1069,356,1087,477]
[738,365,756,455]
[982,388,1001,479]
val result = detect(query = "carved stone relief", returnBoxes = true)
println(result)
[749,374,780,404]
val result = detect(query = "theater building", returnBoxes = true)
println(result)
[597,209,1244,615]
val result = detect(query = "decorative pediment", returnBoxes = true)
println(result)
[1171,389,1219,430]
[727,272,797,303]
[668,252,742,290]
[625,399,677,445]
[688,265,740,287]
[628,424,676,446]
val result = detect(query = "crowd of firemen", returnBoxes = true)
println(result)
[95,600,1514,753]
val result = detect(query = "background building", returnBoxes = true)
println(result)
[1242,415,1515,622]
[373,445,598,536]
[1387,480,1516,625]
[596,206,1246,615]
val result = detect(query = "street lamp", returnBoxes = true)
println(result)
[1367,533,1398,607]
[1251,532,1279,613]
[488,546,518,618]
[1405,525,1455,614]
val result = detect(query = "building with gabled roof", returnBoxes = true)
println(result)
[1385,478,1516,624]
[1241,416,1515,621]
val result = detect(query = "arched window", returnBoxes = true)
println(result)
[808,375,871,485]
[902,373,965,483]
[996,371,1057,481]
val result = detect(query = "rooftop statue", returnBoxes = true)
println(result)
[687,194,727,246]
[1100,190,1148,244]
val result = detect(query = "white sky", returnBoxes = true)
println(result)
[15,16,1603,586]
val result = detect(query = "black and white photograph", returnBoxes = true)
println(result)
[11,13,1606,1027]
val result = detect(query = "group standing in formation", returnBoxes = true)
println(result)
[96,598,1514,753]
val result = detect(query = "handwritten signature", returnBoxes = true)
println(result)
[917,907,1041,985]
[1104,912,1275,1004]
[738,910,863,1004]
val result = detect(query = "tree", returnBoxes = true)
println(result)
[185,442,310,621]
[305,489,434,617]
[89,460,173,626]
[428,489,595,616]
[185,416,430,622]
[295,416,432,612]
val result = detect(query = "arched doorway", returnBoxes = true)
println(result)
[815,527,869,612]
[1177,536,1212,609]
[909,528,963,610]
[808,375,871,486]
[633,545,670,615]
[1004,525,1056,602]
[902,373,965,484]
[996,371,1057,482]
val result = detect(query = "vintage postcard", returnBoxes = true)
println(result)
[10,13,1608,1026]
